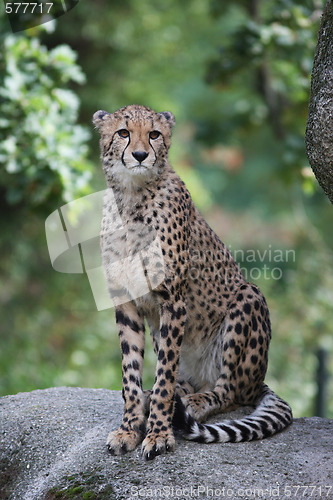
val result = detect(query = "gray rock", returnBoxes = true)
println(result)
[1,387,332,500]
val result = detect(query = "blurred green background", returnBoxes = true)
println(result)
[0,0,332,418]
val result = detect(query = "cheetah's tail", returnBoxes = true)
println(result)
[173,385,292,443]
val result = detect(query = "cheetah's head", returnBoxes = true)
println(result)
[93,104,175,185]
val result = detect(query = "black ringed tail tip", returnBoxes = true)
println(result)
[173,388,292,444]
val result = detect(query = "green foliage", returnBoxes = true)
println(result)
[264,245,333,418]
[204,0,322,190]
[0,19,97,393]
[0,21,93,210]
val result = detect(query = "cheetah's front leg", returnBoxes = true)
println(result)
[142,297,186,460]
[106,303,146,455]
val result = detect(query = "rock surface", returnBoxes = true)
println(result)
[1,387,332,500]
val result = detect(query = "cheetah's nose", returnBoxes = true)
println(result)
[132,151,148,163]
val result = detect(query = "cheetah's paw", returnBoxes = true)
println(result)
[106,427,144,456]
[141,430,175,461]
[181,393,213,422]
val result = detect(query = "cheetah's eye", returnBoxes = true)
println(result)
[118,129,130,138]
[149,130,161,140]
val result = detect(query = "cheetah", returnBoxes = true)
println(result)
[93,104,292,461]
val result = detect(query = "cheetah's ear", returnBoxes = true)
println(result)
[158,111,176,128]
[92,110,111,129]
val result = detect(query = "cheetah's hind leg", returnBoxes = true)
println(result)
[144,381,194,419]
[175,379,195,399]
[179,282,272,423]
[180,386,238,423]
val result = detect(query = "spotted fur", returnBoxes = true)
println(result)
[93,104,292,460]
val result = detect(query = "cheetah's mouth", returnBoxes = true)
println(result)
[126,164,149,175]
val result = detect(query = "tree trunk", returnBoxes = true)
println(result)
[306,1,333,203]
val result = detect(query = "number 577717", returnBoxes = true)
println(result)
[5,3,53,14]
